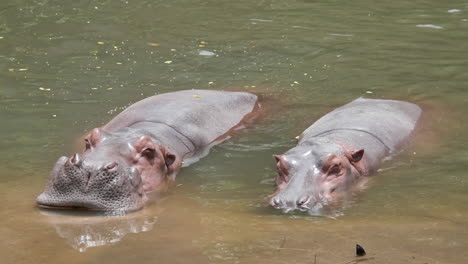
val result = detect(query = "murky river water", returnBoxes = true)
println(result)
[1,0,468,263]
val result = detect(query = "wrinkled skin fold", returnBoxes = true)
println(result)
[269,98,422,214]
[37,90,259,211]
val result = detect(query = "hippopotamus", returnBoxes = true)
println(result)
[37,89,259,211]
[269,98,421,214]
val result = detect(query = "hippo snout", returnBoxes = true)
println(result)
[37,155,147,211]
[270,194,315,212]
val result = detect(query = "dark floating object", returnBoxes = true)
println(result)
[356,244,366,256]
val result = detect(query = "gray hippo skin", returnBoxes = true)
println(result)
[270,98,421,213]
[37,90,258,211]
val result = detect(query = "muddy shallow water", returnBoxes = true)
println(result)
[1,0,468,263]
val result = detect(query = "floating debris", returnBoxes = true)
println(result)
[147,42,160,47]
[328,33,353,37]
[366,91,373,94]
[249,18,273,22]
[171,48,177,51]
[39,87,51,91]
[356,244,366,256]
[199,50,216,56]
[97,41,105,45]
[91,87,98,90]
[8,69,14,72]
[52,114,57,117]
[448,9,461,13]
[416,24,443,29]
[164,60,173,64]
[106,87,113,91]
[198,44,205,48]
[200,41,208,44]
[192,95,201,98]
[116,62,122,65]
[208,81,214,85]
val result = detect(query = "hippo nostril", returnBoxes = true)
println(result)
[271,197,282,207]
[70,153,82,167]
[105,162,118,170]
[297,195,310,206]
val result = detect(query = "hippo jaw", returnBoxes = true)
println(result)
[269,141,365,215]
[37,155,148,211]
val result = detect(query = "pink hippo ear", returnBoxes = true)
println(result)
[273,155,281,163]
[350,149,365,163]
[159,145,177,172]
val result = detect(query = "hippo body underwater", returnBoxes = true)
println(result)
[37,89,259,211]
[270,98,421,214]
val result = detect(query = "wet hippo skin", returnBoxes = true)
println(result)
[37,89,259,211]
[269,98,422,214]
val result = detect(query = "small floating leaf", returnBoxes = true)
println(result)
[147,42,160,47]
[164,60,173,64]
[97,41,105,45]
[192,95,201,98]
[106,87,113,91]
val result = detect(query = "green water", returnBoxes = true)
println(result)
[1,0,468,263]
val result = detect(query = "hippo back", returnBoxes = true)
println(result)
[300,98,421,152]
[102,90,258,148]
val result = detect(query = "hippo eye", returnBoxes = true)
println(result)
[84,139,91,150]
[329,164,341,175]
[142,148,156,160]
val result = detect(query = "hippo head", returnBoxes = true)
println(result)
[37,128,179,211]
[269,138,366,214]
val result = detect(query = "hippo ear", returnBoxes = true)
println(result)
[164,152,176,168]
[273,155,281,163]
[350,149,365,163]
[159,145,178,172]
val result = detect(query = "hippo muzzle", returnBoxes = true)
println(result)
[37,154,147,211]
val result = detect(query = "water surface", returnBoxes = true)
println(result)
[1,0,468,263]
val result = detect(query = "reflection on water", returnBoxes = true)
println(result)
[39,208,160,252]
